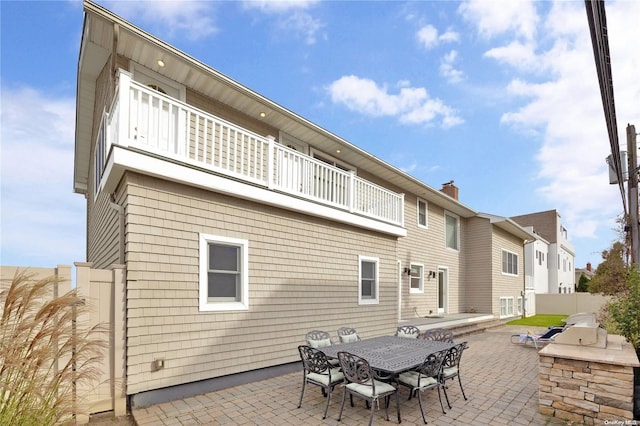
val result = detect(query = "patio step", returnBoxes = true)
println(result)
[446,318,507,339]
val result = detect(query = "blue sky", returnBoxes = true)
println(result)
[1,0,639,273]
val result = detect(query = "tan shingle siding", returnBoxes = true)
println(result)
[397,194,463,317]
[122,173,398,393]
[464,217,493,313]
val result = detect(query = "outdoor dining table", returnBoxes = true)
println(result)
[320,335,453,375]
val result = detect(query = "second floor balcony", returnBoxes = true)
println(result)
[95,70,405,235]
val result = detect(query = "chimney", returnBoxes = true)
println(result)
[586,262,592,272]
[440,180,459,200]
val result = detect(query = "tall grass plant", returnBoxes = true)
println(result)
[0,270,107,425]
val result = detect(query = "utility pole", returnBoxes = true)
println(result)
[627,124,639,266]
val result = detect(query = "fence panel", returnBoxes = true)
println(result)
[0,263,126,423]
[535,293,611,315]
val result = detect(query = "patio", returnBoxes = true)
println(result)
[128,325,568,425]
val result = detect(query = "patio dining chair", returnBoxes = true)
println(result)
[337,327,361,343]
[441,342,469,408]
[395,325,421,339]
[422,328,454,343]
[305,330,339,365]
[297,345,344,419]
[337,351,401,426]
[396,349,448,424]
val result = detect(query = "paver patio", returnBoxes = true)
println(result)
[130,326,569,425]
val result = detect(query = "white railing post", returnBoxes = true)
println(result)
[115,69,132,147]
[399,193,405,226]
[267,135,275,189]
[349,170,356,213]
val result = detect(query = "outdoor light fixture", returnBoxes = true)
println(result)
[259,112,266,118]
[404,267,411,275]
[427,271,436,279]
[157,59,165,67]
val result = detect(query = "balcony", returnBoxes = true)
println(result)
[95,70,404,232]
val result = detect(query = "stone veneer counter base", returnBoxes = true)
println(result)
[539,335,640,424]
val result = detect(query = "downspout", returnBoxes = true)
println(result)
[109,194,125,264]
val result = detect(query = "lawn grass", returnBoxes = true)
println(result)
[506,314,568,327]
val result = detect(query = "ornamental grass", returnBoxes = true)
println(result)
[0,270,107,425]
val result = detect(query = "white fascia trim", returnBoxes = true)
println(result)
[104,147,407,237]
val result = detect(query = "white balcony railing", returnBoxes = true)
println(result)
[97,70,404,227]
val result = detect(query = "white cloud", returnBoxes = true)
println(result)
[243,0,323,45]
[458,0,539,41]
[440,50,465,84]
[417,24,460,49]
[0,86,85,267]
[242,0,319,13]
[326,76,463,128]
[102,0,218,41]
[276,10,324,45]
[489,0,640,245]
[484,41,538,72]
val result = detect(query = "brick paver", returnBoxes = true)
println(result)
[131,326,569,425]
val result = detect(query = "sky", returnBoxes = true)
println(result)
[1,0,639,274]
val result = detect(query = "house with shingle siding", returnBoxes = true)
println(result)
[74,0,535,406]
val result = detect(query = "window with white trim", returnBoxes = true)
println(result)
[417,199,427,228]
[358,256,379,304]
[445,212,459,250]
[517,296,523,315]
[500,297,514,318]
[199,234,249,311]
[409,264,424,293]
[502,250,518,276]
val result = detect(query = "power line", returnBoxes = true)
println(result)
[584,0,627,215]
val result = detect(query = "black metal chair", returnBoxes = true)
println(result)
[395,325,420,339]
[297,345,344,419]
[441,342,469,408]
[337,327,361,343]
[422,328,454,343]
[396,349,448,424]
[305,330,333,348]
[337,351,401,426]
[305,330,339,366]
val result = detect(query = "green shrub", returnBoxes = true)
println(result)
[0,270,107,425]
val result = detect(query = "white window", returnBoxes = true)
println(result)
[417,199,427,228]
[358,256,379,305]
[500,297,514,318]
[409,264,424,293]
[517,296,523,315]
[199,234,249,312]
[445,212,459,250]
[502,250,518,276]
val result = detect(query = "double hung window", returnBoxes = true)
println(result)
[199,234,249,311]
[445,212,459,250]
[409,264,424,293]
[359,256,379,305]
[417,199,427,228]
[502,250,518,276]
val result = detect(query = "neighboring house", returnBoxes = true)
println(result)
[74,1,535,406]
[511,210,576,299]
[575,262,595,290]
[518,226,550,316]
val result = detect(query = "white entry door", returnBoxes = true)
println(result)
[438,268,448,314]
